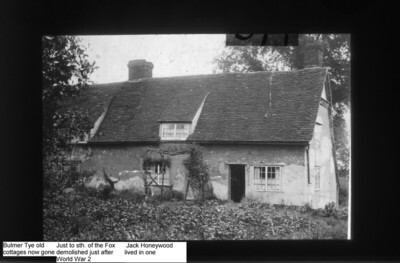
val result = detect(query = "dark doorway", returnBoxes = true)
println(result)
[230,164,245,202]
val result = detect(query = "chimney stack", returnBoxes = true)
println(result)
[127,59,154,80]
[302,38,326,68]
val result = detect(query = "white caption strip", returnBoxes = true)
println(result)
[3,242,187,262]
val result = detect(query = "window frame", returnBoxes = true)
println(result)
[251,165,283,192]
[160,123,190,140]
[147,164,170,186]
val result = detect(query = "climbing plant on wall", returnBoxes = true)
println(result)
[140,150,172,201]
[183,144,211,202]
[140,144,212,203]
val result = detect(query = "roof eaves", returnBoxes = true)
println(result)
[185,140,309,145]
[87,140,161,146]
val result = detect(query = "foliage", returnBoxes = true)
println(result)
[70,170,96,190]
[172,190,184,201]
[97,184,114,200]
[309,217,348,239]
[300,202,313,213]
[339,177,349,207]
[183,144,211,202]
[312,202,347,220]
[213,34,350,177]
[44,193,347,240]
[42,35,97,148]
[142,154,171,170]
[149,188,174,202]
[42,36,98,240]
[322,202,337,217]
[42,35,97,197]
[118,190,146,203]
[140,149,174,201]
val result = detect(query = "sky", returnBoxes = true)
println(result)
[80,35,226,84]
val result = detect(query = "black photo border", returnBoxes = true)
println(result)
[1,0,399,262]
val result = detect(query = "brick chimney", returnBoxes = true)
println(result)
[302,38,325,68]
[127,59,154,80]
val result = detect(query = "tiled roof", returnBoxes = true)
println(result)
[68,68,328,143]
[158,88,208,122]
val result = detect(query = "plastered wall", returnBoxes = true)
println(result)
[73,123,336,208]
[201,144,309,206]
[307,102,338,208]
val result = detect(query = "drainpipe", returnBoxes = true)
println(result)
[306,145,310,184]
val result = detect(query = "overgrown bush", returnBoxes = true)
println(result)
[149,188,173,202]
[97,184,114,200]
[172,190,184,201]
[339,183,348,207]
[118,190,146,203]
[44,193,348,241]
[70,170,96,190]
[315,202,348,219]
[240,197,272,210]
[322,202,337,217]
[309,218,347,239]
[335,207,348,220]
[300,202,313,213]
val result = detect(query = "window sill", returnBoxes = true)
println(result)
[252,190,283,193]
[160,138,188,141]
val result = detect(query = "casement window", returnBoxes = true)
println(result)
[251,165,282,191]
[145,164,170,186]
[253,167,266,190]
[160,123,190,140]
[314,166,321,190]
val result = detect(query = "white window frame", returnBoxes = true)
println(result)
[314,166,321,191]
[147,164,170,186]
[251,165,283,192]
[160,123,190,140]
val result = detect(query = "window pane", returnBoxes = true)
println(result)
[254,167,260,179]
[175,130,188,138]
[260,169,265,179]
[162,124,175,138]
[253,167,266,190]
[161,173,169,185]
[176,124,189,138]
[267,166,281,191]
[161,123,190,139]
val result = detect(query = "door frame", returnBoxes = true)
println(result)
[229,164,246,202]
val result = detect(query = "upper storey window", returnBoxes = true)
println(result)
[160,123,190,140]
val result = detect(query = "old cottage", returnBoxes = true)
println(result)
[69,43,338,209]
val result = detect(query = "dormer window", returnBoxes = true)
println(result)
[160,123,190,140]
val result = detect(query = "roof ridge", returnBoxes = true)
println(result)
[90,67,329,86]
[146,67,329,81]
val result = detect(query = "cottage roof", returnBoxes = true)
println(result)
[67,67,328,143]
